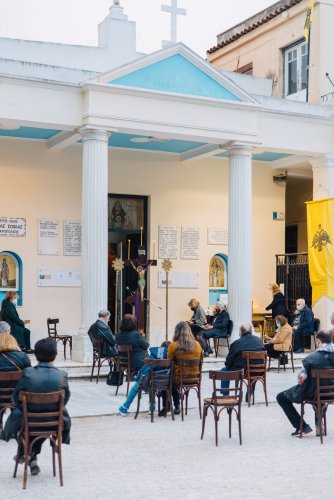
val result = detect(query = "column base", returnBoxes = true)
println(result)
[72,333,93,363]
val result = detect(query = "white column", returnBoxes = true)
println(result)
[310,154,334,331]
[72,127,110,362]
[228,144,253,341]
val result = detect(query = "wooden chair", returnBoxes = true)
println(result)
[0,371,22,426]
[300,368,334,444]
[242,351,268,407]
[89,337,117,384]
[212,320,234,357]
[201,369,243,446]
[263,317,276,339]
[134,358,174,423]
[115,345,138,397]
[175,358,203,421]
[302,318,320,351]
[47,318,72,360]
[268,335,295,373]
[13,390,65,490]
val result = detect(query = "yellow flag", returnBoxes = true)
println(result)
[304,0,314,42]
[306,198,334,305]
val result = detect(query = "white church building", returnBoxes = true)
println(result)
[0,1,333,361]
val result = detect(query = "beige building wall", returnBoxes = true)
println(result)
[207,0,334,104]
[0,139,285,345]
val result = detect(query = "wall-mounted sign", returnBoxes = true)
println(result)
[207,228,228,245]
[181,227,200,260]
[158,270,199,289]
[158,226,178,259]
[64,221,82,256]
[38,268,81,287]
[0,217,26,237]
[38,220,60,255]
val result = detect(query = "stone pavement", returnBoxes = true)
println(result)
[2,368,334,499]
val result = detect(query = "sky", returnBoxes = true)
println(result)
[0,0,275,57]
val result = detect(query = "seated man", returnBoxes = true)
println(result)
[87,309,117,357]
[292,298,314,353]
[202,303,230,339]
[2,338,71,476]
[220,323,264,395]
[277,331,334,436]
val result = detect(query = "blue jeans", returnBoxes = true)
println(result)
[122,382,155,411]
[220,367,231,396]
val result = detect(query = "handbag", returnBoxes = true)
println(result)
[106,367,124,386]
[0,352,23,371]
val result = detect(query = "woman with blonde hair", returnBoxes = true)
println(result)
[265,284,288,319]
[264,315,292,363]
[0,321,31,430]
[164,321,203,415]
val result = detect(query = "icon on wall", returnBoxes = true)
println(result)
[0,252,18,290]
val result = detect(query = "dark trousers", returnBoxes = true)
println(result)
[293,332,306,351]
[23,328,31,350]
[265,343,280,359]
[202,329,227,340]
[276,390,306,430]
[162,387,180,408]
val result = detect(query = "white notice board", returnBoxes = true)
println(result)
[158,271,199,289]
[64,220,82,256]
[38,269,81,287]
[207,228,228,245]
[38,220,60,255]
[158,226,178,259]
[181,226,200,260]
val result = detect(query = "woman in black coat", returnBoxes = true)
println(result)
[0,321,31,429]
[116,314,149,369]
[266,283,288,319]
[1,291,32,352]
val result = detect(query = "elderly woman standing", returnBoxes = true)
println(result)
[0,321,31,430]
[264,315,292,361]
[1,291,33,353]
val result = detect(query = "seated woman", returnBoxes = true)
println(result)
[165,321,203,415]
[1,291,33,353]
[115,314,149,369]
[186,298,211,354]
[0,321,31,430]
[264,315,292,362]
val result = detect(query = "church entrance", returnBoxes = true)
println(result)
[108,194,148,334]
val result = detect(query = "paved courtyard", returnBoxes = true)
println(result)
[1,368,334,499]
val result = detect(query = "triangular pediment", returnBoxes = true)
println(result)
[91,43,257,103]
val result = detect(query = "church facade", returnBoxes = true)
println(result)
[0,2,333,361]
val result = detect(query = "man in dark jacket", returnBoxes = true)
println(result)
[2,338,71,476]
[293,298,314,353]
[202,304,230,339]
[87,310,117,357]
[277,331,334,436]
[220,323,264,394]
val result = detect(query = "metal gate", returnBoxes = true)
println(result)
[276,252,312,311]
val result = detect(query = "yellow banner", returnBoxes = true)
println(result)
[306,197,334,305]
[304,0,314,42]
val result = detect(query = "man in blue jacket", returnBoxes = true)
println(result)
[293,298,314,353]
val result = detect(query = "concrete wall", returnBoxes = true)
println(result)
[285,177,313,252]
[0,139,285,345]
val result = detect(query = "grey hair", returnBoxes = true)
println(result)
[98,309,110,319]
[297,298,306,307]
[239,323,252,336]
[0,321,11,334]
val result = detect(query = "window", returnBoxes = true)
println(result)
[283,41,308,100]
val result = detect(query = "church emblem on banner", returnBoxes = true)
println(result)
[311,224,332,252]
[306,198,334,305]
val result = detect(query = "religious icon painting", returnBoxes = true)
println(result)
[0,252,18,290]
[209,254,227,289]
[108,195,145,232]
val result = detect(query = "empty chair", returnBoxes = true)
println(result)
[242,351,268,407]
[13,390,65,489]
[201,369,243,446]
[47,319,72,360]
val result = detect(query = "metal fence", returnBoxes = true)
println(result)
[276,252,311,311]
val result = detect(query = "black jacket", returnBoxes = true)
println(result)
[300,349,334,400]
[225,333,265,371]
[295,305,314,335]
[265,292,288,319]
[211,310,230,333]
[87,320,117,356]
[116,330,149,369]
[3,362,71,444]
[0,350,31,404]
[1,299,28,347]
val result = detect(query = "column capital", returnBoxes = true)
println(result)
[79,126,112,143]
[310,154,334,171]
[222,141,255,158]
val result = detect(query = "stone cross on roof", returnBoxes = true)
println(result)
[161,0,187,44]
